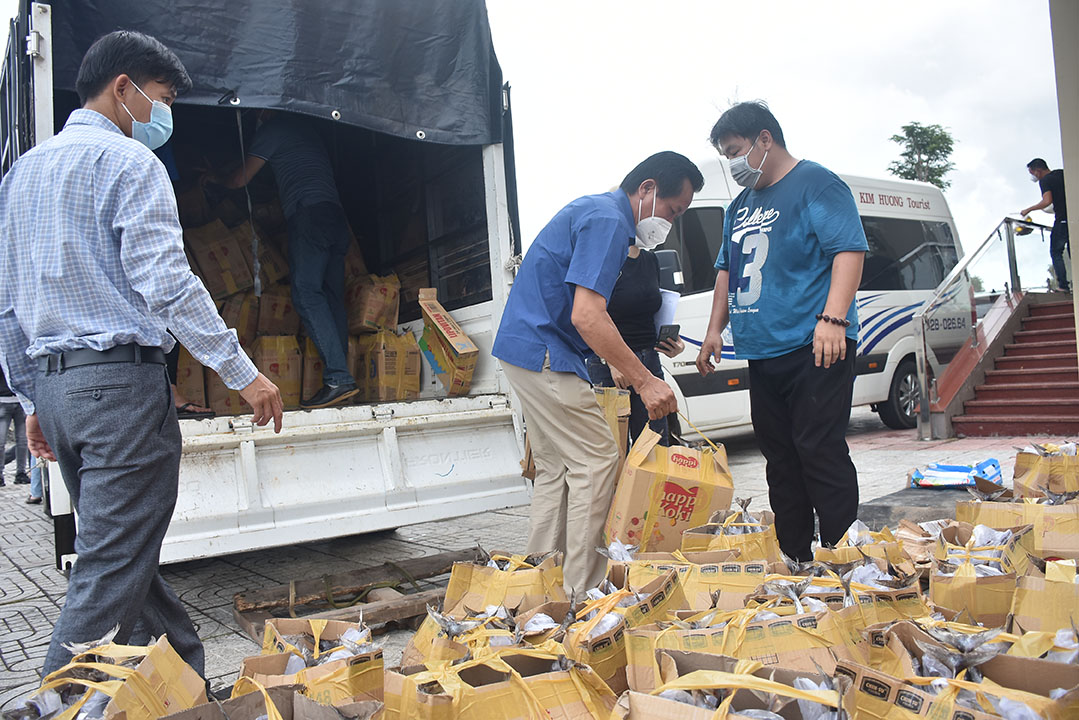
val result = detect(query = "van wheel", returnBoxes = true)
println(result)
[878,360,918,430]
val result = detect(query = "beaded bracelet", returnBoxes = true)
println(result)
[815,313,851,328]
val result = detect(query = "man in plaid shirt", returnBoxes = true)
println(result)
[0,30,283,677]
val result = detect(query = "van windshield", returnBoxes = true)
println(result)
[860,217,959,291]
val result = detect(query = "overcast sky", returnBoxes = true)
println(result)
[3,1,1064,285]
[485,0,1063,285]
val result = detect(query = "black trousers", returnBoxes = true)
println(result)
[748,339,859,561]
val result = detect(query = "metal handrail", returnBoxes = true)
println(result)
[913,216,1052,437]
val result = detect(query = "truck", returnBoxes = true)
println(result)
[0,0,531,569]
[658,157,969,434]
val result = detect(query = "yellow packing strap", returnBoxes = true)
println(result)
[39,662,167,720]
[903,673,1057,716]
[230,677,287,720]
[33,678,124,720]
[567,589,633,645]
[403,649,552,720]
[678,412,722,455]
[652,668,841,719]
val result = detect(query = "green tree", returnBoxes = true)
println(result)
[888,122,956,189]
[969,274,984,293]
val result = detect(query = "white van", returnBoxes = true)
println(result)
[658,158,966,433]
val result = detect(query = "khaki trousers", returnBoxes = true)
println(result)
[502,359,621,595]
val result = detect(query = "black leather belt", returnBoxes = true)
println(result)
[38,344,166,372]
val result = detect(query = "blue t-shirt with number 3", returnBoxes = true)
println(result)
[715,160,868,360]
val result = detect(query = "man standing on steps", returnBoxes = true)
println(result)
[696,101,867,562]
[493,151,703,595]
[1020,158,1070,292]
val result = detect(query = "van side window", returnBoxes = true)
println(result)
[665,207,725,295]
[860,217,958,291]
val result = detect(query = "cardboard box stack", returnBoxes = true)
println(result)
[175,187,483,415]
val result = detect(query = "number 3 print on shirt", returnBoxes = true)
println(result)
[737,231,769,306]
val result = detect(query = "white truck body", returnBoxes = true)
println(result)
[5,3,530,568]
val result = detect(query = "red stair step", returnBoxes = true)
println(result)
[994,353,1078,370]
[973,382,1079,401]
[952,415,1079,436]
[1013,328,1076,344]
[1021,314,1077,332]
[1027,301,1076,317]
[963,398,1079,417]
[983,367,1079,384]
[1004,341,1077,356]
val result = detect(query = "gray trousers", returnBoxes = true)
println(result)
[36,360,204,677]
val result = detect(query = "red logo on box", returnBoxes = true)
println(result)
[659,481,698,523]
[671,453,698,469]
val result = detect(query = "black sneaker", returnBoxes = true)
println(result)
[26,495,41,505]
[0,477,5,487]
[14,472,29,485]
[301,383,360,410]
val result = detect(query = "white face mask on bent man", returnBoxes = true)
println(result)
[635,187,672,250]
[729,137,768,189]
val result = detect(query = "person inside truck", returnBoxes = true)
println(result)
[214,110,359,409]
[696,101,867,562]
[584,244,686,447]
[493,151,703,595]
[0,30,284,680]
[1020,158,1070,292]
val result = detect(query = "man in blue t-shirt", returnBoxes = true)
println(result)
[493,152,703,594]
[695,102,868,561]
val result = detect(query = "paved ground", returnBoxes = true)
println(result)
[0,407,1066,703]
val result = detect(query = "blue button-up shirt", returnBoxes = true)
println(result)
[492,190,634,382]
[0,109,257,413]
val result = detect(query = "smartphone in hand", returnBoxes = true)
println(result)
[656,324,680,345]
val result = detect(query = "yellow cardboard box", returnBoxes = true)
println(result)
[220,290,259,348]
[185,219,255,299]
[257,284,302,337]
[254,336,303,410]
[417,288,478,397]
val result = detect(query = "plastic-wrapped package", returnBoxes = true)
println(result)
[1046,628,1079,664]
[793,677,840,720]
[523,613,558,634]
[846,519,875,546]
[588,612,623,639]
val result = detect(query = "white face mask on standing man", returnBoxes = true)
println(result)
[635,185,672,250]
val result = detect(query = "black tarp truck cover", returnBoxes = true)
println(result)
[42,0,505,145]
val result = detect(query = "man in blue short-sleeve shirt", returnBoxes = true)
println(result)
[696,102,868,561]
[493,152,702,594]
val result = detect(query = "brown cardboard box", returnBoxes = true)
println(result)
[835,659,998,720]
[258,283,302,337]
[1013,450,1079,498]
[348,335,365,394]
[301,337,324,401]
[174,346,207,409]
[442,552,566,617]
[621,550,781,612]
[206,367,252,417]
[680,509,783,562]
[417,288,478,397]
[347,275,400,334]
[254,336,303,410]
[239,652,384,706]
[1010,570,1079,633]
[236,225,290,286]
[185,219,255,299]
[251,201,287,234]
[604,427,734,552]
[220,291,259,348]
[358,330,420,403]
[954,498,1079,560]
[933,521,1036,575]
[163,685,383,720]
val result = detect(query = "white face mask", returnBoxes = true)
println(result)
[1029,174,1040,183]
[635,188,672,250]
[729,137,767,189]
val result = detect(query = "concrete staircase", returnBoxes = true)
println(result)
[952,299,1078,436]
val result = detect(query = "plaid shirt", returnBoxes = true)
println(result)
[0,109,256,413]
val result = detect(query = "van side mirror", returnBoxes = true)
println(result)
[655,249,684,293]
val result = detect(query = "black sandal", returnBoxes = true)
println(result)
[176,402,215,420]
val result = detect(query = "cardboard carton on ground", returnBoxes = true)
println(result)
[1013,449,1079,498]
[835,659,998,720]
[605,427,734,552]
[1010,569,1079,633]
[184,219,255,299]
[258,283,302,337]
[621,550,782,612]
[254,336,303,410]
[442,551,566,617]
[240,646,383,705]
[163,684,382,720]
[934,521,1036,575]
[174,346,207,409]
[954,498,1079,560]
[680,509,783,562]
[220,290,259,348]
[43,636,207,720]
[417,288,478,397]
[301,337,324,401]
[614,650,855,720]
